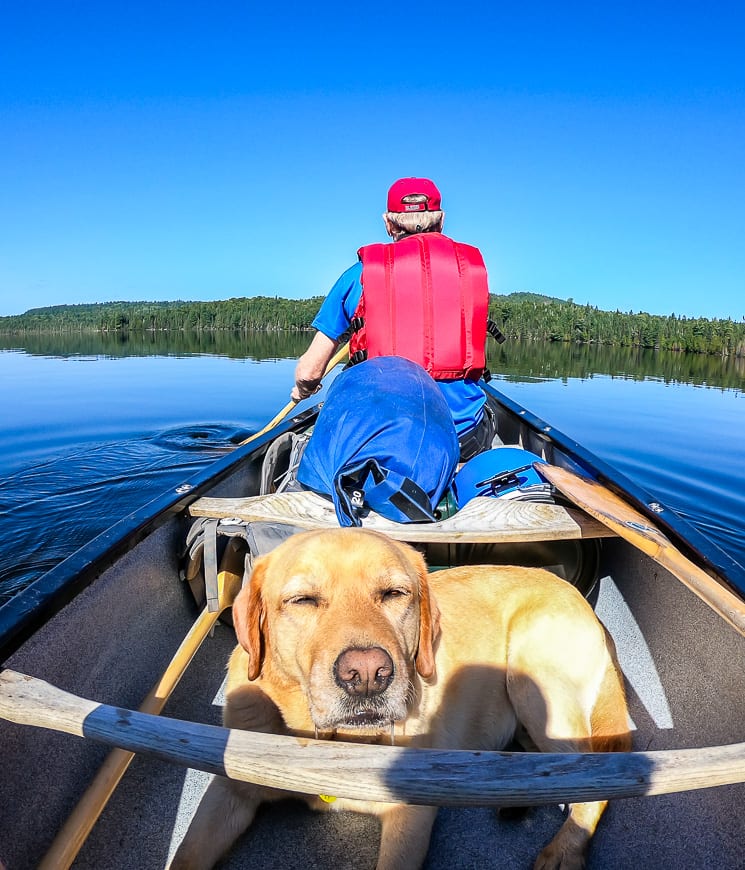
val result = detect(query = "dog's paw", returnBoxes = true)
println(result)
[533,843,586,870]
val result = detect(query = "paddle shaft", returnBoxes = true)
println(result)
[37,560,243,870]
[237,340,350,447]
[36,609,221,870]
[36,340,348,866]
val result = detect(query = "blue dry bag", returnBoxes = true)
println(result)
[297,356,459,527]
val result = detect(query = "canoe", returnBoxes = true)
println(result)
[1,374,745,870]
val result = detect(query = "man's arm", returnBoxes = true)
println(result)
[291,331,340,402]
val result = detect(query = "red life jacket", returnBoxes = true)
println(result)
[351,233,489,380]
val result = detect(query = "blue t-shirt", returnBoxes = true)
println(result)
[312,261,486,437]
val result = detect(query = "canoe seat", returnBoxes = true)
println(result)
[188,490,614,544]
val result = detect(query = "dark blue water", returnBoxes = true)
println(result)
[0,351,298,602]
[1,345,743,604]
[501,375,745,555]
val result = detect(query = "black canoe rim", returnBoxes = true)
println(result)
[0,406,319,664]
[2,386,743,665]
[485,383,745,597]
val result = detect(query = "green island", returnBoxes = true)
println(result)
[1,293,743,357]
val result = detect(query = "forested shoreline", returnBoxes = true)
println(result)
[1,293,743,356]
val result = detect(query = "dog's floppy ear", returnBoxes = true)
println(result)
[414,556,441,680]
[232,554,268,681]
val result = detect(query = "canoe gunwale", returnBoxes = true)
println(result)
[4,668,745,807]
[485,383,745,596]
[2,383,743,667]
[0,407,318,664]
[3,384,745,870]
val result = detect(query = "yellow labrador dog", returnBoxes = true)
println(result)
[171,528,630,870]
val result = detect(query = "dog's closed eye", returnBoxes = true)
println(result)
[285,594,321,607]
[379,588,411,602]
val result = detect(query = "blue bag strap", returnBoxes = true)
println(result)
[334,459,436,527]
[364,467,437,523]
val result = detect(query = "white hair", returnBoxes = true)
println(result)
[383,211,445,239]
[384,194,444,240]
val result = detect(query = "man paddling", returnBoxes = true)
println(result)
[291,177,496,460]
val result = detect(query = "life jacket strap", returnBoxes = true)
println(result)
[487,319,507,344]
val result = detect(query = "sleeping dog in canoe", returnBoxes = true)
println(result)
[170,528,630,870]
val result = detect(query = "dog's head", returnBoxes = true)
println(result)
[232,528,440,731]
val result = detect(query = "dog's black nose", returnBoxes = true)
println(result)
[334,647,394,697]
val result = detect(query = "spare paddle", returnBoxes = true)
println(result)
[38,340,350,868]
[237,341,350,447]
[37,536,244,870]
[537,462,745,638]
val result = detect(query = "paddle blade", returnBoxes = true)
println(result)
[536,462,745,638]
[537,463,666,559]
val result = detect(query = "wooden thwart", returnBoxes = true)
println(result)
[189,490,613,543]
[2,669,745,807]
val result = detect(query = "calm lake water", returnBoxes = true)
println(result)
[1,332,744,604]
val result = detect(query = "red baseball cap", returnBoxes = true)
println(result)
[386,177,442,213]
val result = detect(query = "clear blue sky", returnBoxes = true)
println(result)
[1,2,743,319]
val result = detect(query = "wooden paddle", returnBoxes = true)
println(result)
[236,340,350,447]
[537,462,745,638]
[37,546,244,870]
[36,342,349,867]
[3,668,745,805]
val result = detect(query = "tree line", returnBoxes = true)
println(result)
[493,294,745,356]
[1,293,743,357]
[0,296,325,334]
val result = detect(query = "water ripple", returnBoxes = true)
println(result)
[0,425,253,605]
[149,424,254,452]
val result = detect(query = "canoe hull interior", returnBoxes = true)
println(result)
[2,518,745,868]
[1,388,744,869]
